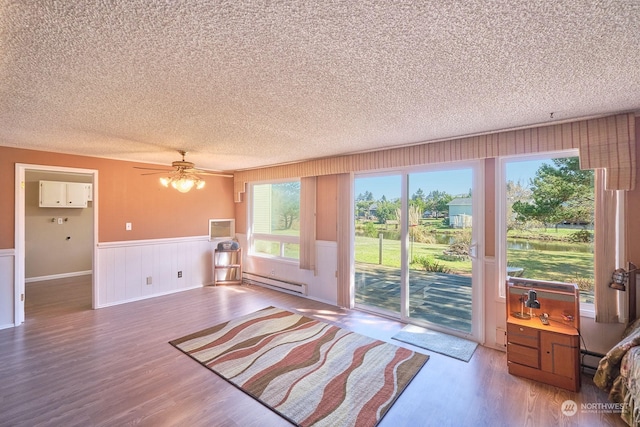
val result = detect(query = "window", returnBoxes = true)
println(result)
[500,152,595,309]
[250,180,300,260]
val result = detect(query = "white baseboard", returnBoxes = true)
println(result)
[26,270,92,283]
[94,284,203,309]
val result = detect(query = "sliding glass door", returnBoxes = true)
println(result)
[406,169,476,334]
[354,174,402,315]
[354,164,481,338]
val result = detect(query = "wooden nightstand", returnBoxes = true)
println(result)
[506,278,581,392]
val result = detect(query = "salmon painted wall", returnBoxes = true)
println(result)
[232,175,338,241]
[0,146,235,247]
[317,175,338,241]
[234,192,247,235]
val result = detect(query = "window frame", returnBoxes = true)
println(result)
[248,178,301,262]
[497,149,597,316]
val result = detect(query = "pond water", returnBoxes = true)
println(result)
[357,231,593,253]
[506,238,592,253]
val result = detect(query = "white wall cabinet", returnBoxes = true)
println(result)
[39,181,89,208]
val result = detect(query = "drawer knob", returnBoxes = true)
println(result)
[519,327,524,332]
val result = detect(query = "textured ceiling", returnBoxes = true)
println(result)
[1,1,639,172]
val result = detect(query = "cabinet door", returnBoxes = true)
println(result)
[540,332,577,378]
[40,181,66,207]
[66,183,88,207]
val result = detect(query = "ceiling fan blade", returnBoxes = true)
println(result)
[184,168,234,178]
[134,151,233,179]
[140,170,232,178]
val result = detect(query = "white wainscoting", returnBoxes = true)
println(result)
[237,233,338,306]
[312,241,338,304]
[96,236,213,308]
[0,249,16,329]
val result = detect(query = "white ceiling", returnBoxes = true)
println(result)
[1,1,639,172]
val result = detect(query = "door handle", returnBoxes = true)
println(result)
[469,242,478,259]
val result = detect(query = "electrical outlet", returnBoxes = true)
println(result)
[57,217,63,225]
[146,276,152,285]
[125,222,132,231]
[177,271,182,278]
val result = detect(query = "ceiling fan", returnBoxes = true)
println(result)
[134,150,232,193]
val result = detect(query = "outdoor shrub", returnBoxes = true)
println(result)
[446,230,471,255]
[410,226,436,244]
[571,275,594,292]
[568,229,593,243]
[362,222,378,238]
[412,255,451,273]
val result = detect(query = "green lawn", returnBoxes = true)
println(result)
[355,235,593,285]
[355,236,471,273]
[355,219,594,303]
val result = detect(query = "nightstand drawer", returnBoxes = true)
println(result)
[507,323,539,348]
[508,343,540,368]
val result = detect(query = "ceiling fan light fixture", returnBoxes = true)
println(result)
[170,176,195,193]
[137,151,227,192]
[159,172,204,193]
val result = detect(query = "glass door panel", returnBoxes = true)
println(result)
[407,169,475,334]
[354,175,402,316]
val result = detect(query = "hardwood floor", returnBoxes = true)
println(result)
[0,276,627,427]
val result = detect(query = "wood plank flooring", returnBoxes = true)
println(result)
[0,276,627,427]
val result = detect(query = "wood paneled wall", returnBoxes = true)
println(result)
[234,113,636,201]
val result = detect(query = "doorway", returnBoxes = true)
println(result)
[14,164,98,325]
[354,163,483,340]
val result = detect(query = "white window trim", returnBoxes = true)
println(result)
[615,188,627,322]
[247,179,301,262]
[497,150,597,316]
[252,233,300,260]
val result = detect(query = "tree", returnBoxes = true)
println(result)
[410,188,427,213]
[355,191,375,219]
[273,182,300,230]
[506,179,533,231]
[375,196,400,224]
[511,157,594,227]
[424,190,453,218]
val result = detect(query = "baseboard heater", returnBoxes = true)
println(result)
[243,272,308,296]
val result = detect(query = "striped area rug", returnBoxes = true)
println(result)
[170,306,428,427]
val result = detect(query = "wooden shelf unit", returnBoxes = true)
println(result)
[506,277,581,392]
[213,248,243,286]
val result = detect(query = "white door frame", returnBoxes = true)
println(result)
[401,161,485,342]
[353,160,485,343]
[14,163,99,325]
